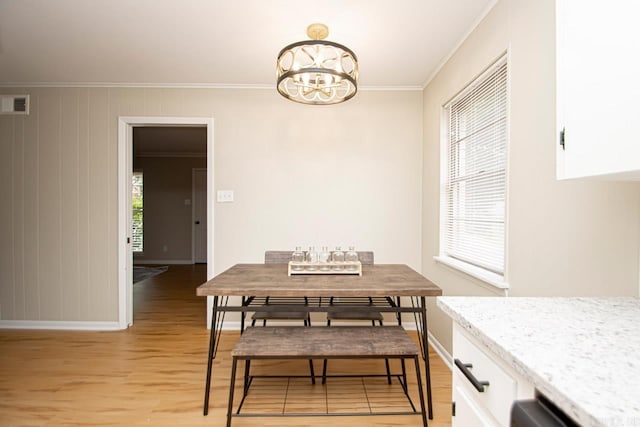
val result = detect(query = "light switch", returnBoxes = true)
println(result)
[217,190,234,203]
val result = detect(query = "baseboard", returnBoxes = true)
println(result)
[133,259,192,265]
[0,320,123,331]
[428,330,453,370]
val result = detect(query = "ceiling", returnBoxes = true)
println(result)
[0,0,495,88]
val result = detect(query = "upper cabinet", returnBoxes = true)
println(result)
[556,0,640,180]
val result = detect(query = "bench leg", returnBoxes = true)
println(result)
[243,360,252,396]
[227,357,239,427]
[309,359,316,385]
[413,356,428,427]
[385,358,392,384]
[399,358,408,394]
[321,359,328,384]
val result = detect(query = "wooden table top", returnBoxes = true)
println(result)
[196,263,442,297]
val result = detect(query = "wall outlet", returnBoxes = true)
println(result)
[217,190,234,203]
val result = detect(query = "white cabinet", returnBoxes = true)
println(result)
[453,385,498,427]
[452,325,533,427]
[556,0,640,180]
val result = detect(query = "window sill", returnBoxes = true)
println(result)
[434,256,510,291]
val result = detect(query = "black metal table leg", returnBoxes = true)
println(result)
[420,296,433,420]
[414,355,428,427]
[203,295,219,415]
[226,356,238,427]
[240,296,246,333]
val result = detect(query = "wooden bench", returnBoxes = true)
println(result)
[226,326,427,427]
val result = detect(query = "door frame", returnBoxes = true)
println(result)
[117,116,214,329]
[192,167,207,264]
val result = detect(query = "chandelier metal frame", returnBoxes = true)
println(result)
[276,24,359,105]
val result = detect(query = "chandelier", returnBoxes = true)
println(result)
[276,23,358,105]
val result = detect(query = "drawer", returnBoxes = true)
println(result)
[453,383,500,427]
[453,327,517,427]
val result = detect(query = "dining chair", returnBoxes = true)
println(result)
[321,251,392,385]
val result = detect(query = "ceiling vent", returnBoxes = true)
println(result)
[1,95,30,115]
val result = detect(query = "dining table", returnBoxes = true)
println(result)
[196,263,443,418]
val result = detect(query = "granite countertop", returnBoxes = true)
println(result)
[437,297,640,427]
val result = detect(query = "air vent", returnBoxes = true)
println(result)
[0,95,30,115]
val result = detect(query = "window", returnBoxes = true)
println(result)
[132,171,144,253]
[441,56,508,278]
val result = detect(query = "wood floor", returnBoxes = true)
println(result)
[0,265,452,427]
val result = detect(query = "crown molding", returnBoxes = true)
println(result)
[0,82,422,91]
[0,82,275,89]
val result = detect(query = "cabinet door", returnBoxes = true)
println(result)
[453,385,499,427]
[556,0,640,180]
[454,329,517,426]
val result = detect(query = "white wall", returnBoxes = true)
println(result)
[422,0,640,353]
[0,87,423,323]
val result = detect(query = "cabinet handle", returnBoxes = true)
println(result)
[454,358,490,392]
[559,127,566,150]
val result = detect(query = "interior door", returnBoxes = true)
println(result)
[193,168,207,263]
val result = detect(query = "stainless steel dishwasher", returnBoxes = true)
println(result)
[511,394,580,427]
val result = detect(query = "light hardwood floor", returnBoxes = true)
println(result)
[0,265,452,427]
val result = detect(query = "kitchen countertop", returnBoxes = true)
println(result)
[436,297,640,427]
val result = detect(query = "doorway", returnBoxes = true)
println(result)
[133,127,206,265]
[118,117,214,329]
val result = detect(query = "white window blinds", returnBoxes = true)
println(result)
[442,57,508,275]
